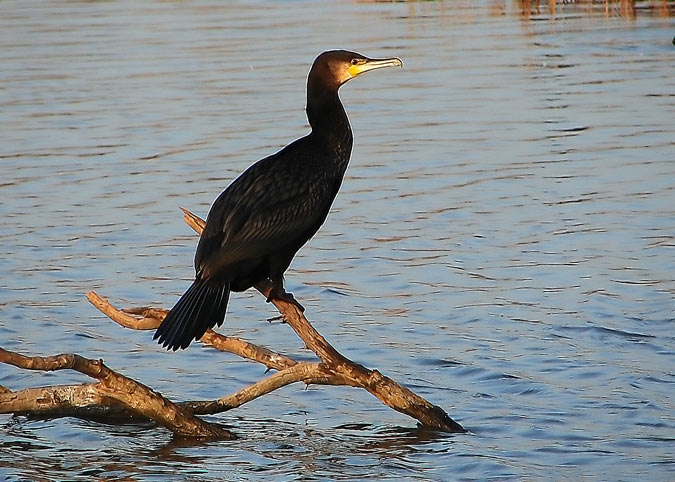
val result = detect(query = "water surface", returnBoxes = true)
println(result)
[1,1,674,480]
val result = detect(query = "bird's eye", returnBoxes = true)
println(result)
[351,58,360,65]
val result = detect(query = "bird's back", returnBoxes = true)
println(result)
[194,132,349,283]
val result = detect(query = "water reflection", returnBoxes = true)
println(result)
[515,0,674,19]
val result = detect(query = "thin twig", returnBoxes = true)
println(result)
[185,362,352,415]
[86,291,297,371]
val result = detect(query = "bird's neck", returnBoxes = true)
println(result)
[306,86,353,156]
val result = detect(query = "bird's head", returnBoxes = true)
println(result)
[309,50,403,91]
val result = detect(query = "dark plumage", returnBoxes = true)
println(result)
[154,50,402,350]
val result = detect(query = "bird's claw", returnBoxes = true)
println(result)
[266,315,285,323]
[266,288,305,312]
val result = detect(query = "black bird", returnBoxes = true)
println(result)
[154,50,402,350]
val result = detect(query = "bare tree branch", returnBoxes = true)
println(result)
[0,347,234,439]
[0,383,140,421]
[185,362,352,415]
[86,291,297,371]
[0,206,464,436]
[183,208,464,432]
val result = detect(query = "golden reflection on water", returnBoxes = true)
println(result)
[393,1,673,23]
[515,0,673,18]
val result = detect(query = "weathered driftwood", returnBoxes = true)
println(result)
[87,291,298,372]
[189,208,462,431]
[0,208,464,437]
[0,347,234,439]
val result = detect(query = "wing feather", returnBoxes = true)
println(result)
[194,136,340,277]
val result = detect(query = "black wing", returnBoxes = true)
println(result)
[195,136,340,278]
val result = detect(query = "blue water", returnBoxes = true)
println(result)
[1,1,674,480]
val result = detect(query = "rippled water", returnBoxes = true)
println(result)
[1,1,674,480]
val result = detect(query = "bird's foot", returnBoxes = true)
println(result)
[266,287,305,312]
[267,315,286,324]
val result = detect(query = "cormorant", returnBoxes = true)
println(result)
[154,50,402,350]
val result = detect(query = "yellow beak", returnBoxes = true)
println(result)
[347,57,403,79]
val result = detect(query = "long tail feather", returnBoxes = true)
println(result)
[154,277,230,350]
